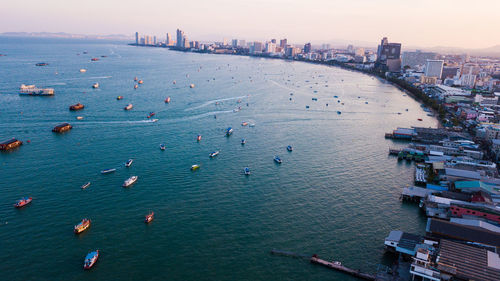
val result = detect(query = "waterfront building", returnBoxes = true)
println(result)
[376,37,401,72]
[347,44,354,54]
[265,42,276,53]
[303,42,311,54]
[176,29,185,48]
[279,38,287,48]
[239,40,246,48]
[251,42,263,54]
[153,36,157,45]
[135,32,139,45]
[425,59,444,78]
[402,50,438,69]
[165,33,172,46]
[232,39,238,48]
[182,37,189,49]
[223,38,228,46]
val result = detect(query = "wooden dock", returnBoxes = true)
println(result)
[310,255,376,280]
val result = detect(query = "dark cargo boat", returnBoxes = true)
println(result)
[52,123,72,133]
[0,138,23,151]
[69,103,84,111]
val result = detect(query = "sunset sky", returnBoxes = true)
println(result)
[1,0,499,49]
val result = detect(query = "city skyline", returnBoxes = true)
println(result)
[1,0,499,50]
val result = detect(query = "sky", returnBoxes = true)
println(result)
[1,0,499,49]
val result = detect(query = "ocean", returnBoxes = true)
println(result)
[0,37,438,280]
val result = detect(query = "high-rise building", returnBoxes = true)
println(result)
[166,33,172,46]
[271,39,276,44]
[354,48,365,57]
[376,37,401,72]
[232,39,238,48]
[176,29,185,48]
[441,67,460,80]
[280,39,287,48]
[425,60,444,78]
[253,42,263,53]
[347,45,354,54]
[303,43,312,54]
[223,38,228,46]
[239,40,246,48]
[183,37,189,49]
[401,50,438,69]
[135,32,139,45]
[153,36,157,45]
[265,42,276,53]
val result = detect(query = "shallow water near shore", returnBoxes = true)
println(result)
[0,37,438,280]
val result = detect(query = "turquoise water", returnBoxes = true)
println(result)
[0,37,438,280]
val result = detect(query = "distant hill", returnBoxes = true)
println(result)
[0,32,132,41]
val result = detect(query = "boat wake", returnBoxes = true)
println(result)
[184,95,249,111]
[170,110,234,123]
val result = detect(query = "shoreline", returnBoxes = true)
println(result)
[129,43,444,127]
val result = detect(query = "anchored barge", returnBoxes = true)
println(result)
[0,138,23,151]
[52,123,72,133]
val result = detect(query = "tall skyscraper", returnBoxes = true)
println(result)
[271,39,276,44]
[166,33,172,46]
[376,37,401,72]
[153,36,157,45]
[425,60,444,78]
[135,32,139,45]
[280,39,287,48]
[176,29,185,48]
[303,43,312,53]
[232,39,238,48]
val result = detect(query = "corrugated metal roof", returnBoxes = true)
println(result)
[428,218,500,247]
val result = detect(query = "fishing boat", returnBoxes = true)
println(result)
[337,111,341,114]
[160,143,166,150]
[241,122,248,126]
[14,197,32,208]
[417,118,423,121]
[197,135,202,141]
[138,80,143,84]
[100,168,116,174]
[189,84,195,88]
[134,77,138,81]
[79,69,87,73]
[134,84,138,89]
[209,151,220,158]
[306,105,310,109]
[81,182,91,189]
[145,212,154,223]
[312,98,318,101]
[83,250,99,270]
[90,58,99,61]
[241,139,246,145]
[244,167,251,175]
[165,96,171,103]
[52,123,72,133]
[124,104,133,110]
[191,164,200,171]
[74,218,91,234]
[36,62,48,66]
[116,96,123,100]
[287,145,293,151]
[226,127,233,136]
[147,112,155,118]
[249,123,255,127]
[125,159,133,167]
[173,80,176,84]
[76,116,84,120]
[274,156,282,164]
[69,103,84,111]
[92,83,99,89]
[122,176,138,187]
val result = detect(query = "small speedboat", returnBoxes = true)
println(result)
[274,156,282,164]
[122,176,138,187]
[124,104,133,110]
[14,197,32,208]
[90,58,99,61]
[306,105,310,109]
[209,151,220,158]
[226,127,233,136]
[81,182,91,189]
[287,145,293,152]
[145,212,154,223]
[241,122,248,126]
[418,118,423,121]
[134,77,138,81]
[191,164,200,171]
[36,62,48,66]
[197,135,202,141]
[244,167,251,175]
[79,69,87,73]
[83,250,99,270]
[74,218,91,234]
[147,112,155,118]
[117,96,123,100]
[138,80,143,84]
[160,143,166,150]
[76,116,84,120]
[125,159,133,167]
[134,84,138,89]
[165,97,171,103]
[101,168,116,174]
[189,84,195,88]
[92,83,99,89]
[241,139,246,145]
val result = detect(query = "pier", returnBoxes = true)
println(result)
[271,250,376,280]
